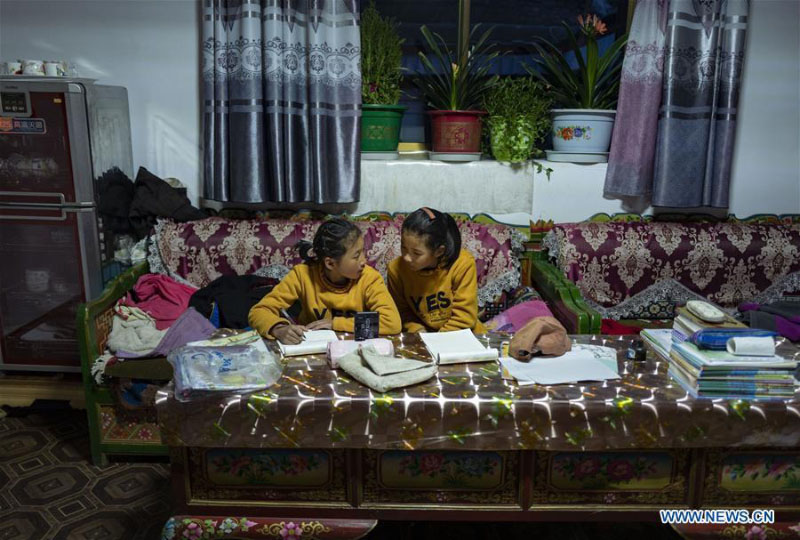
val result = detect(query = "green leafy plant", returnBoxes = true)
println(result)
[414,25,500,110]
[484,77,552,162]
[361,2,404,105]
[525,14,628,109]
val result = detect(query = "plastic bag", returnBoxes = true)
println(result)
[168,338,283,402]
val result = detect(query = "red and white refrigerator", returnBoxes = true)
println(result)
[0,77,132,372]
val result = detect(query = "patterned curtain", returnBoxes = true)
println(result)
[203,0,361,203]
[604,0,669,198]
[605,0,749,208]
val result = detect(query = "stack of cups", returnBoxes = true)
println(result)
[2,60,71,76]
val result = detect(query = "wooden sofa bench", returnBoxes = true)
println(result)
[77,211,537,465]
[529,213,800,333]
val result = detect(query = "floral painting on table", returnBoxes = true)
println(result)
[379,451,504,490]
[720,453,800,492]
[550,452,673,490]
[205,449,330,487]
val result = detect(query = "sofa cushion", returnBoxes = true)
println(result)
[148,216,524,308]
[544,221,800,318]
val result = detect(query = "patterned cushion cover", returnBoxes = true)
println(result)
[148,216,524,308]
[544,221,800,319]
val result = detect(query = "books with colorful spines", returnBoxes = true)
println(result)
[668,367,795,400]
[668,349,797,380]
[672,341,797,370]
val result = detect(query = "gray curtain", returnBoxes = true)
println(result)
[605,0,749,208]
[203,0,361,203]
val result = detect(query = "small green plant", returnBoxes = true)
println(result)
[526,14,628,109]
[361,2,404,105]
[484,77,552,162]
[414,24,499,110]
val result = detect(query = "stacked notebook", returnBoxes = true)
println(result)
[668,341,797,399]
[672,306,746,344]
[641,328,672,360]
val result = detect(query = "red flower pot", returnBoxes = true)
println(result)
[428,110,486,153]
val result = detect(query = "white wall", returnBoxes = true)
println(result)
[1,0,797,218]
[0,0,202,203]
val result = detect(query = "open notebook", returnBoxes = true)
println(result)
[277,330,338,357]
[420,329,499,364]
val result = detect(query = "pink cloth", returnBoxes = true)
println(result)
[121,274,197,330]
[485,300,554,333]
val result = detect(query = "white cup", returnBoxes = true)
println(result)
[44,61,66,77]
[22,59,45,76]
[7,61,23,75]
[25,268,50,292]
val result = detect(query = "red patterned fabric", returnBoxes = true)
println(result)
[150,216,522,307]
[545,221,800,316]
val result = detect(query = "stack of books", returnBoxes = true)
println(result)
[641,305,798,400]
[641,328,672,360]
[671,306,746,344]
[669,340,797,399]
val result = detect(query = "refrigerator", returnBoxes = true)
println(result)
[0,77,133,372]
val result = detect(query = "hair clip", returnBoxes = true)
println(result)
[421,207,436,220]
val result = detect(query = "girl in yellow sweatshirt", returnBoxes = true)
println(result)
[248,218,402,344]
[388,207,486,334]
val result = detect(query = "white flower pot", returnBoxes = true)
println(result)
[551,109,616,153]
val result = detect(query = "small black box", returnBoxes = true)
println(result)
[354,311,379,341]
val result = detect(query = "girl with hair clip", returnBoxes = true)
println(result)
[388,207,486,334]
[248,217,401,344]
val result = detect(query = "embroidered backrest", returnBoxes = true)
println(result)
[544,220,800,318]
[149,216,524,307]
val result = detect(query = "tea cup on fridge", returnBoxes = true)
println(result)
[25,268,51,292]
[22,59,45,76]
[44,61,66,77]
[7,61,23,75]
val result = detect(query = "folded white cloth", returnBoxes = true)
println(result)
[726,336,776,357]
[327,338,394,368]
[337,345,437,393]
[361,345,431,376]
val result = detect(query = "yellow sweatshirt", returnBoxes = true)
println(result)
[387,249,486,334]
[248,264,401,338]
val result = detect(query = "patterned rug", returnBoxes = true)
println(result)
[0,405,681,540]
[0,405,171,540]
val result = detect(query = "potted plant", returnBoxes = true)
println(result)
[360,2,406,158]
[414,25,499,159]
[484,76,552,163]
[526,14,628,156]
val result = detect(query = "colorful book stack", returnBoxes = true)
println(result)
[643,306,798,400]
[668,341,797,399]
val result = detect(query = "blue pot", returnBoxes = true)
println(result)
[551,109,616,153]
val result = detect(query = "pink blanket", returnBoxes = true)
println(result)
[121,274,197,330]
[485,300,554,333]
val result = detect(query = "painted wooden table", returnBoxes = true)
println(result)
[157,335,800,540]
